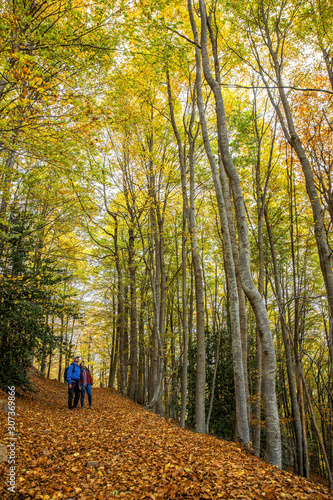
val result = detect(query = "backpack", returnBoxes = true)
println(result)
[64,366,69,383]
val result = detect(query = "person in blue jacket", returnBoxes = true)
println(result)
[67,355,81,409]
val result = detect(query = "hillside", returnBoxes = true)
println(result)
[0,370,332,500]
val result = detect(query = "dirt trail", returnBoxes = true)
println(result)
[0,369,332,499]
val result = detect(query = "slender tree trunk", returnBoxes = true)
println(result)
[300,368,333,489]
[109,294,118,390]
[114,216,126,394]
[111,334,119,389]
[252,120,265,456]
[148,201,160,409]
[108,291,116,388]
[47,351,52,379]
[207,17,250,417]
[137,284,146,405]
[217,160,251,425]
[156,203,166,415]
[47,315,55,379]
[108,330,115,388]
[40,314,49,377]
[207,324,221,433]
[124,284,129,387]
[167,72,206,433]
[188,3,249,443]
[147,130,165,412]
[128,226,138,401]
[170,310,176,420]
[195,0,280,464]
[253,329,262,457]
[58,315,64,382]
[180,206,188,428]
[265,207,304,475]
[296,351,310,478]
[322,48,333,91]
[63,315,69,369]
[188,258,194,348]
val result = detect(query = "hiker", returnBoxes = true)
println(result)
[67,355,81,409]
[79,360,93,409]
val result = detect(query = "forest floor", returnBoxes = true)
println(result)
[0,369,332,500]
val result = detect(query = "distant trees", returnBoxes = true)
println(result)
[0,205,76,388]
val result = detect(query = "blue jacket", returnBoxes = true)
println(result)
[67,362,81,383]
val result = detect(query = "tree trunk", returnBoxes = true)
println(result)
[196,0,281,465]
[114,216,126,394]
[156,198,167,415]
[265,207,305,475]
[137,283,146,405]
[188,3,250,443]
[128,226,138,401]
[57,315,64,382]
[180,206,188,428]
[167,71,206,433]
[147,129,165,412]
[207,324,221,433]
[300,367,333,489]
[124,284,129,387]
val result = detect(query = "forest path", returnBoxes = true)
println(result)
[0,369,331,500]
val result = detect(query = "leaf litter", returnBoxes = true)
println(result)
[0,369,332,499]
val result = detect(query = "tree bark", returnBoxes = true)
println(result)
[265,207,304,475]
[167,71,206,433]
[137,283,146,405]
[114,216,126,394]
[196,0,281,465]
[207,323,221,433]
[180,204,188,428]
[300,367,333,489]
[57,315,64,382]
[146,129,165,412]
[128,226,138,401]
[188,1,249,443]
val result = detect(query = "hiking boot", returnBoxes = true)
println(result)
[88,406,93,409]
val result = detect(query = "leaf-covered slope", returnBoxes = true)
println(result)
[0,370,331,500]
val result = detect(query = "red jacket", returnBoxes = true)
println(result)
[79,368,93,386]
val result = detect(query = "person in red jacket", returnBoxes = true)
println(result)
[79,360,93,409]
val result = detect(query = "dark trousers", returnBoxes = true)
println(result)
[68,381,80,408]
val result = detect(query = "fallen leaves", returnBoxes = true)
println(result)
[0,370,332,499]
